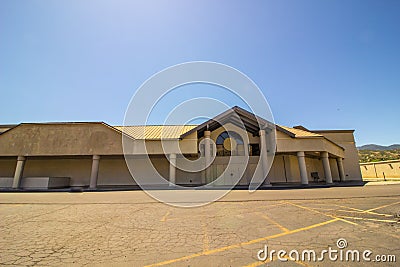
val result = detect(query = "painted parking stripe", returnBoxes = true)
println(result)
[283,201,358,226]
[145,218,339,267]
[338,215,399,224]
[256,212,290,233]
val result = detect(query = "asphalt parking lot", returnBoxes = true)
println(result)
[0,184,399,266]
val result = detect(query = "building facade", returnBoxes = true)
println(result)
[0,107,362,190]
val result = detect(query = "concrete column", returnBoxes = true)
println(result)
[266,129,275,175]
[204,130,211,184]
[266,129,275,154]
[321,152,333,184]
[297,152,308,185]
[259,129,270,185]
[169,153,176,186]
[337,158,345,182]
[89,155,100,189]
[12,156,26,189]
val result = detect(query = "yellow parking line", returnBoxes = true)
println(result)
[149,201,398,266]
[334,204,365,212]
[257,212,290,233]
[338,216,399,224]
[160,210,171,222]
[365,201,400,212]
[145,218,339,267]
[283,201,358,226]
[337,209,393,217]
[334,204,394,217]
[309,207,336,211]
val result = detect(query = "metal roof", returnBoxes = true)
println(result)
[114,125,197,140]
[116,124,325,140]
[277,125,323,138]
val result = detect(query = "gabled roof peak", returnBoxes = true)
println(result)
[180,106,275,138]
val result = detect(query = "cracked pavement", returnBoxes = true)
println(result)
[0,185,399,266]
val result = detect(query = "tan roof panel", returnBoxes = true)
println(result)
[114,125,197,140]
[0,125,17,134]
[278,125,323,138]
[116,124,320,140]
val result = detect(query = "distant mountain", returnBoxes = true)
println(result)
[357,144,400,163]
[357,144,400,151]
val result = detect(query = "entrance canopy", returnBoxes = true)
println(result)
[181,106,275,138]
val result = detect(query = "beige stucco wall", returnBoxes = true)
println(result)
[0,123,127,156]
[175,156,203,185]
[23,157,92,186]
[97,157,136,186]
[0,158,16,177]
[266,155,286,183]
[361,163,377,178]
[305,157,325,181]
[17,156,173,187]
[150,156,170,181]
[218,156,258,185]
[122,156,170,185]
[360,160,400,179]
[282,155,301,183]
[176,169,202,185]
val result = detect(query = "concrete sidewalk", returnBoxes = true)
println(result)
[365,180,400,186]
[1,184,399,204]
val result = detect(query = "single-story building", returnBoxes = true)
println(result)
[0,106,362,190]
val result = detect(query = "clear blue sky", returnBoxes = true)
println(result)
[1,0,399,146]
